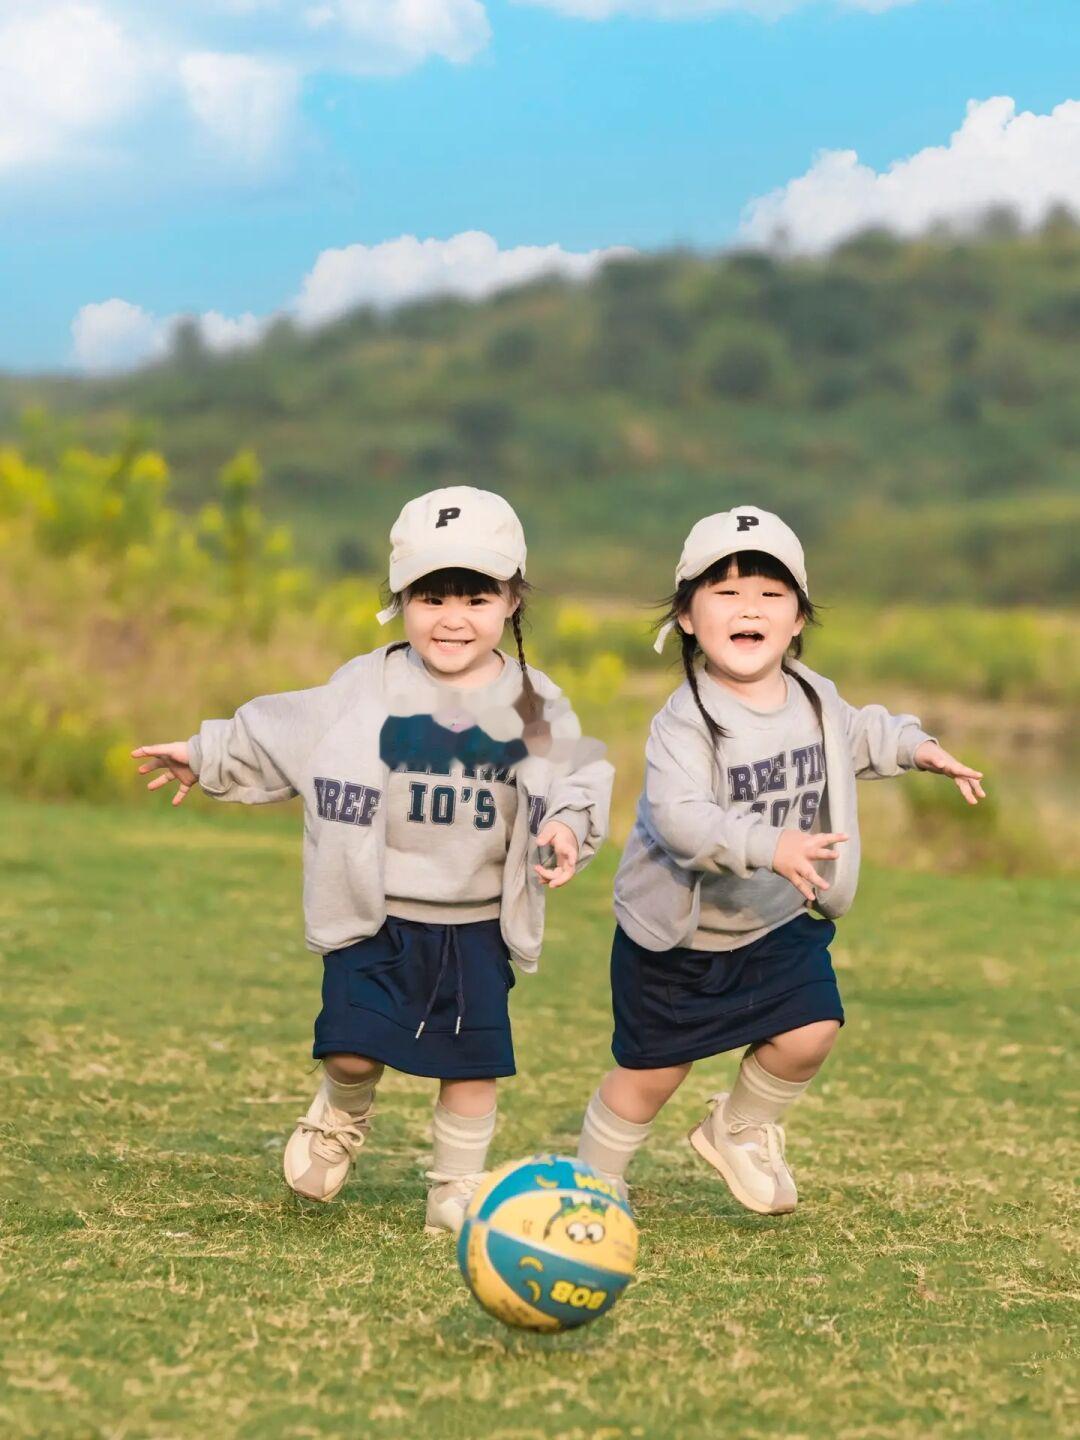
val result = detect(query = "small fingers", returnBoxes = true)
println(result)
[804,866,830,891]
[172,783,191,807]
[147,774,172,792]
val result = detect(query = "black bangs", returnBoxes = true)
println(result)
[696,549,801,592]
[404,567,506,600]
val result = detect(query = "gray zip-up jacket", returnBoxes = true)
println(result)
[187,645,613,970]
[613,658,933,952]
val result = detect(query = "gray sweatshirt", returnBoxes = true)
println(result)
[690,668,827,950]
[613,658,933,953]
[383,644,522,924]
[187,645,613,970]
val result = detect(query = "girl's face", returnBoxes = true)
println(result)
[403,582,518,684]
[678,558,804,683]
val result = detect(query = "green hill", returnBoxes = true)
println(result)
[3,225,1079,604]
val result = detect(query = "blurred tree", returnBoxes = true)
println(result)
[485,326,538,371]
[706,340,774,400]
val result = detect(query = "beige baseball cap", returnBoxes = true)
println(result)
[655,505,808,653]
[376,486,527,624]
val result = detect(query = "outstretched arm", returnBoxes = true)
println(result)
[911,739,986,806]
[132,742,197,806]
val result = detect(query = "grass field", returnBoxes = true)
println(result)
[1,794,1077,1439]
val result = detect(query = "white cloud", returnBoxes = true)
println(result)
[0,2,153,171]
[71,300,171,373]
[300,0,491,73]
[71,299,265,373]
[70,231,626,371]
[514,0,914,18]
[179,51,299,165]
[739,96,1080,252]
[292,231,628,326]
[0,0,492,183]
[197,310,267,350]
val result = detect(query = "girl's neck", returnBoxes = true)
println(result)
[703,660,788,711]
[415,646,506,689]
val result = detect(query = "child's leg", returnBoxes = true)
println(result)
[323,1052,383,1116]
[433,1078,498,1172]
[578,1063,693,1186]
[425,1077,498,1236]
[728,1020,840,1125]
[283,1052,382,1202]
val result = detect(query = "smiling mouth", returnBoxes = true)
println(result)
[730,631,765,645]
[432,637,472,647]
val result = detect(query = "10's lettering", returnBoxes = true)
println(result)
[406,781,497,829]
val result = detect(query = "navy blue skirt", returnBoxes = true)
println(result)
[313,916,517,1079]
[611,913,844,1069]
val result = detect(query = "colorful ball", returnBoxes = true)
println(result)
[457,1154,638,1332]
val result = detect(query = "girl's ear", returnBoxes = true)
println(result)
[677,609,695,637]
[791,612,806,638]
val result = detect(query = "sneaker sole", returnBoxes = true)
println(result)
[687,1122,796,1216]
[282,1152,351,1203]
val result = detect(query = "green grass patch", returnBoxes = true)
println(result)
[1,796,1077,1438]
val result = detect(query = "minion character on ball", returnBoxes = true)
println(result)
[457,1155,639,1331]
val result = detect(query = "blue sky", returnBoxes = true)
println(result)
[2,0,1078,372]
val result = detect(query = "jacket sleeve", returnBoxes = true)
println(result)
[839,696,935,780]
[643,705,784,877]
[537,693,614,872]
[187,684,333,804]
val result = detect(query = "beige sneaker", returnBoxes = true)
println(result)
[575,1164,630,1206]
[283,1079,373,1202]
[424,1171,486,1236]
[688,1092,797,1216]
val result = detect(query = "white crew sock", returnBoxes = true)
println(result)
[431,1102,497,1178]
[723,1049,810,1134]
[577,1089,652,1182]
[323,1071,378,1118]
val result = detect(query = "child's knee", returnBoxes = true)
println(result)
[323,1052,384,1083]
[764,1020,839,1071]
[625,1062,692,1103]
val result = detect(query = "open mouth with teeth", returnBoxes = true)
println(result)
[729,630,765,647]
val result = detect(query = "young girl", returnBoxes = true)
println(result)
[132,486,612,1234]
[577,505,984,1215]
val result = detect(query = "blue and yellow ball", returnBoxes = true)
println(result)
[457,1155,638,1331]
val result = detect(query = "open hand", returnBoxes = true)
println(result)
[772,829,849,904]
[131,742,197,806]
[533,820,579,889]
[914,741,986,805]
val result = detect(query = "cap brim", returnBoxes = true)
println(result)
[390,546,522,592]
[679,546,808,596]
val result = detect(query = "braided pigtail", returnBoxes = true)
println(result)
[680,629,726,743]
[511,602,551,742]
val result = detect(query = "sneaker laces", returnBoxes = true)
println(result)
[424,1169,485,1198]
[298,1108,372,1164]
[707,1093,789,1179]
